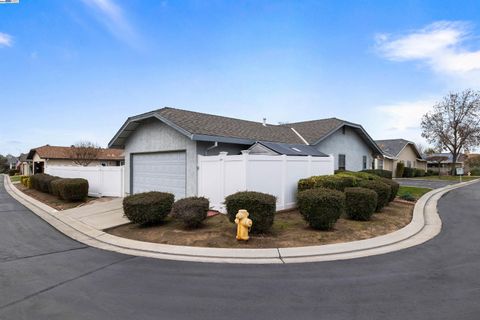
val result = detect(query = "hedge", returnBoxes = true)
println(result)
[297,188,345,230]
[336,171,379,181]
[358,179,391,212]
[123,192,174,225]
[224,191,276,234]
[345,187,377,221]
[30,174,58,193]
[298,174,361,192]
[378,177,400,202]
[8,169,19,176]
[396,162,405,178]
[361,169,392,179]
[403,167,416,178]
[414,169,426,177]
[171,197,209,228]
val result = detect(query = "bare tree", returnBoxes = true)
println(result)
[69,141,101,166]
[414,142,426,156]
[421,89,480,174]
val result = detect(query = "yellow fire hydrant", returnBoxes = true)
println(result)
[235,209,252,241]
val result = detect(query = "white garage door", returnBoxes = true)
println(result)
[132,151,186,200]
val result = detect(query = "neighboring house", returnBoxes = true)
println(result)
[108,107,382,197]
[16,153,32,176]
[426,153,465,175]
[6,154,18,170]
[26,145,124,175]
[374,139,427,177]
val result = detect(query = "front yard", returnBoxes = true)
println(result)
[397,186,432,201]
[107,201,413,248]
[410,176,479,182]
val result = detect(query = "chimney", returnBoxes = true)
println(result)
[262,118,267,126]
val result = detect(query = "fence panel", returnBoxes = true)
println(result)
[45,166,124,197]
[198,153,334,211]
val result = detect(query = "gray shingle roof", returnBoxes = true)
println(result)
[375,139,420,158]
[156,108,303,144]
[285,118,344,145]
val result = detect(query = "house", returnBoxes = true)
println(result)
[26,145,124,175]
[426,153,465,175]
[374,139,427,177]
[108,107,382,197]
[16,153,32,176]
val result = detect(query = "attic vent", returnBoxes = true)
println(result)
[291,147,301,152]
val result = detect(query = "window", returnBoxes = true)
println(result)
[377,159,384,170]
[407,160,412,168]
[338,154,346,170]
[101,162,107,167]
[362,156,367,170]
[342,126,346,134]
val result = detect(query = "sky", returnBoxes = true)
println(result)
[1,0,480,156]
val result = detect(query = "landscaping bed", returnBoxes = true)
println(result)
[106,200,413,248]
[14,183,110,211]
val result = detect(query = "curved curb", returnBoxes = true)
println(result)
[3,175,478,264]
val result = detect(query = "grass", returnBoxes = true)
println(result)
[107,201,414,248]
[397,186,432,201]
[10,175,22,183]
[410,175,479,182]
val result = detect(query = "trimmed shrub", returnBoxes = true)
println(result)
[48,176,62,194]
[20,176,28,186]
[298,178,315,192]
[399,192,415,202]
[426,169,438,176]
[55,178,89,201]
[171,197,209,228]
[345,187,377,221]
[297,188,345,230]
[30,173,58,193]
[313,175,358,191]
[336,171,379,181]
[414,169,426,177]
[379,177,400,202]
[358,179,391,212]
[403,167,415,178]
[361,169,393,179]
[470,168,480,176]
[396,162,405,178]
[8,169,19,176]
[123,192,174,225]
[225,191,276,234]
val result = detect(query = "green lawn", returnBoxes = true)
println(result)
[410,176,479,182]
[397,186,432,200]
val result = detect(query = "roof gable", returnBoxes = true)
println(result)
[27,145,124,161]
[375,139,422,159]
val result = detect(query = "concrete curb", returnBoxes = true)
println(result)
[4,175,479,264]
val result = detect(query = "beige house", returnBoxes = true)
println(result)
[374,139,427,177]
[26,145,124,175]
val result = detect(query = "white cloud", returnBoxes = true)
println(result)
[375,21,480,75]
[371,99,435,143]
[0,32,12,47]
[82,0,138,47]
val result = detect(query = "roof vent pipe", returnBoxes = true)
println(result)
[262,118,267,126]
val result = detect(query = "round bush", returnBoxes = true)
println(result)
[345,187,377,221]
[313,175,359,191]
[30,173,58,193]
[225,191,276,234]
[358,180,391,212]
[171,197,209,228]
[297,188,345,230]
[123,192,174,225]
[55,178,89,201]
[379,178,400,202]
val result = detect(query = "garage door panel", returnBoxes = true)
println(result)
[132,151,186,199]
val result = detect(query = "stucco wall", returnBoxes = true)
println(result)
[123,118,197,196]
[196,141,249,156]
[314,126,374,172]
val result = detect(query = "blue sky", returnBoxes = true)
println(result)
[1,0,480,155]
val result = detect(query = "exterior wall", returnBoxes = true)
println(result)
[374,158,394,172]
[196,141,249,156]
[314,126,374,172]
[124,118,197,196]
[397,144,424,170]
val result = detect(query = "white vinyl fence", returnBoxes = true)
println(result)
[198,153,334,211]
[45,166,124,197]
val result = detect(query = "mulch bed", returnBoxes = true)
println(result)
[107,200,414,248]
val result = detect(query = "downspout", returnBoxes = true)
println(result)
[205,141,218,156]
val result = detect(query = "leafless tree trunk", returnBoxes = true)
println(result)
[69,141,101,166]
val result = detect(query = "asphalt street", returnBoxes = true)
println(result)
[394,178,459,189]
[1,180,480,320]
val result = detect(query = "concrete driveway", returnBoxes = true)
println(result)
[394,178,459,189]
[1,180,480,319]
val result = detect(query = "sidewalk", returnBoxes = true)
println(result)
[4,174,479,264]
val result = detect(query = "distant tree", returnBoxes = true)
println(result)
[424,147,438,155]
[0,154,8,173]
[421,89,480,174]
[415,142,426,155]
[466,155,480,168]
[69,141,101,166]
